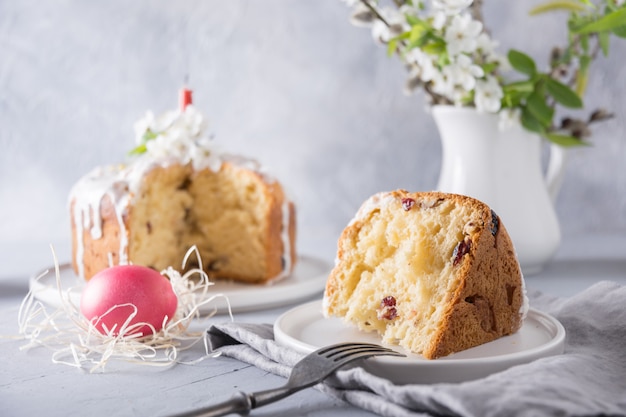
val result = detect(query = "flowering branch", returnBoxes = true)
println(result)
[343,0,626,146]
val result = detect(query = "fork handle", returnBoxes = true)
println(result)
[168,391,252,417]
[169,386,296,417]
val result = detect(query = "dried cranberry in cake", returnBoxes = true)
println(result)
[377,296,398,320]
[490,209,499,236]
[452,238,471,266]
[401,198,416,211]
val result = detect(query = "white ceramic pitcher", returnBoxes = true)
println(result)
[432,106,566,275]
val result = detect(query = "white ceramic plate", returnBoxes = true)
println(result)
[29,256,331,314]
[274,300,566,384]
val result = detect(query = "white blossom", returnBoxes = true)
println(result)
[350,3,375,28]
[498,108,522,130]
[444,54,484,92]
[430,70,454,98]
[174,105,209,139]
[133,105,223,170]
[431,10,448,31]
[474,75,504,113]
[189,138,223,171]
[445,13,483,56]
[371,7,409,43]
[145,135,186,161]
[432,0,473,15]
[341,0,360,7]
[405,49,438,82]
[476,33,498,58]
[133,111,155,145]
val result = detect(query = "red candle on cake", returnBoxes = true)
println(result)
[179,87,193,110]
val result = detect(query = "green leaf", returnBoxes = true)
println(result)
[387,38,398,57]
[409,22,428,44]
[502,92,521,109]
[526,90,554,127]
[529,0,587,15]
[143,130,158,142]
[521,107,547,134]
[421,39,446,55]
[481,61,499,75]
[388,31,410,53]
[580,33,590,53]
[128,143,147,156]
[545,133,590,147]
[405,14,421,26]
[503,80,536,94]
[545,78,583,108]
[612,24,626,38]
[128,129,158,156]
[576,54,591,96]
[599,31,611,55]
[573,7,626,34]
[407,34,429,50]
[508,49,537,76]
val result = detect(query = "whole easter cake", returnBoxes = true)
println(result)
[323,190,527,359]
[69,90,296,283]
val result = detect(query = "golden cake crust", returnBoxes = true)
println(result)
[324,190,525,359]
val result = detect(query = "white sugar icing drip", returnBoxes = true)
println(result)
[267,199,293,284]
[69,165,135,278]
[518,271,530,320]
[281,200,293,276]
[348,192,396,226]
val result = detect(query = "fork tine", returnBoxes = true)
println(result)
[318,343,393,356]
[333,349,405,366]
[328,346,395,360]
[334,347,404,362]
[317,342,390,357]
[316,342,406,364]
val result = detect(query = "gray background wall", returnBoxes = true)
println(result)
[1,0,625,264]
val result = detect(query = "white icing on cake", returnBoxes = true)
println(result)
[348,192,396,226]
[69,105,293,280]
[518,271,530,320]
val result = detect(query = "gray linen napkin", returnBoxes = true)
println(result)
[207,281,626,417]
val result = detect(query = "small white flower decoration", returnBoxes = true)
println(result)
[499,108,522,131]
[432,0,474,15]
[475,75,504,113]
[371,7,408,43]
[132,105,223,171]
[445,14,483,56]
[444,54,484,95]
[405,49,438,83]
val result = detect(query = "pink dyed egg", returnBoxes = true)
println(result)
[80,265,178,337]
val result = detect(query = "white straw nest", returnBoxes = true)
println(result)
[17,246,231,373]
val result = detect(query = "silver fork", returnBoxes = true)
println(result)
[169,342,405,417]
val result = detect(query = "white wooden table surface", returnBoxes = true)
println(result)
[1,235,625,417]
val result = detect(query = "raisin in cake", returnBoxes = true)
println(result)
[70,99,296,283]
[323,190,527,359]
